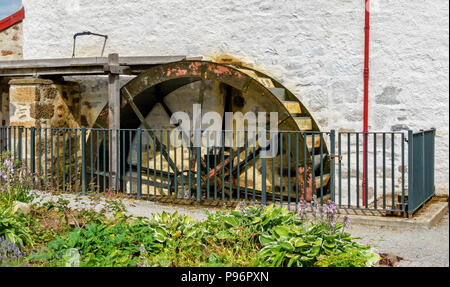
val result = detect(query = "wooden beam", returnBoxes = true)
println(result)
[0,56,186,77]
[108,53,121,191]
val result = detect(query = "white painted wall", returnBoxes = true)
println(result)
[21,0,449,193]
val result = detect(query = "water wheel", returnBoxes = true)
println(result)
[91,60,331,203]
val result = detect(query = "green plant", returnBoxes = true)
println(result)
[315,248,380,267]
[0,152,38,206]
[0,204,33,247]
[30,201,377,267]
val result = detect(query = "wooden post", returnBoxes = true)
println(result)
[107,53,120,191]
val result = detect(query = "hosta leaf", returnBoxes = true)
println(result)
[293,239,308,247]
[259,235,273,245]
[279,241,295,252]
[223,216,239,227]
[272,226,290,238]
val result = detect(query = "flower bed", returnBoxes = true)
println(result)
[0,153,379,267]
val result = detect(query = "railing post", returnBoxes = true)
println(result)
[136,128,142,199]
[81,128,87,195]
[195,129,202,202]
[30,127,35,174]
[431,128,435,195]
[330,130,336,202]
[408,130,414,214]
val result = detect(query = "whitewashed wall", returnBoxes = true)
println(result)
[21,0,449,193]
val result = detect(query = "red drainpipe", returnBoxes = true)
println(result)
[0,6,25,32]
[362,0,370,205]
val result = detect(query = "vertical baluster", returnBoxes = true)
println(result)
[136,128,142,199]
[63,129,66,191]
[338,132,342,207]
[391,133,395,210]
[401,133,405,212]
[295,132,299,207]
[320,133,324,206]
[356,133,359,208]
[383,133,386,209]
[373,133,377,209]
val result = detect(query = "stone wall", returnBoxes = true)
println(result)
[0,21,23,61]
[18,0,450,193]
[8,78,80,129]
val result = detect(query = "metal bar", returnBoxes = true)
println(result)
[103,130,106,193]
[364,132,368,208]
[279,132,283,205]
[64,129,67,191]
[69,129,73,191]
[401,133,405,211]
[167,130,171,198]
[295,132,300,205]
[81,128,86,195]
[30,127,35,174]
[408,130,414,214]
[122,130,126,193]
[56,129,60,189]
[75,129,78,192]
[288,132,291,207]
[347,133,350,207]
[244,131,248,201]
[207,131,210,200]
[90,129,94,192]
[50,128,54,190]
[147,131,150,198]
[391,133,395,210]
[38,128,42,176]
[338,132,342,207]
[129,130,133,195]
[136,128,142,199]
[330,130,335,202]
[261,131,267,205]
[356,133,360,208]
[303,132,307,202]
[373,133,377,209]
[383,133,386,209]
[160,130,163,198]
[97,130,100,192]
[236,131,240,201]
[214,131,218,200]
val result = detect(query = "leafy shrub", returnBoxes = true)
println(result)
[315,248,380,267]
[33,201,378,267]
[0,204,33,246]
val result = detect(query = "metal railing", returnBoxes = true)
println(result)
[408,129,436,214]
[0,126,435,215]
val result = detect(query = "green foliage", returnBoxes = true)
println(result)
[315,249,381,267]
[30,203,378,267]
[0,152,36,206]
[0,204,33,247]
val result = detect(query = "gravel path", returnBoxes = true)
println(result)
[348,213,449,267]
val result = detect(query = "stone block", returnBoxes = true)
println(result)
[10,86,40,103]
[30,103,55,119]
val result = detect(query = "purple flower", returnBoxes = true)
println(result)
[343,216,351,230]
